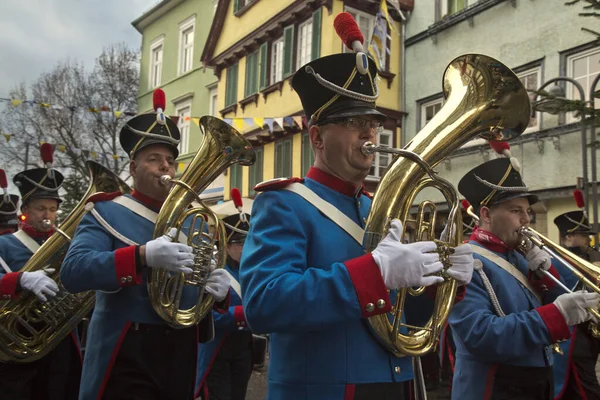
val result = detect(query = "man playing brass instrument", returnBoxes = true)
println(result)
[60,89,230,400]
[0,147,82,400]
[450,157,599,399]
[552,210,600,399]
[239,13,475,400]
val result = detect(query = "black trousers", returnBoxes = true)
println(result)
[102,323,197,400]
[204,331,253,400]
[353,382,408,400]
[0,334,81,400]
[562,322,600,400]
[490,365,554,400]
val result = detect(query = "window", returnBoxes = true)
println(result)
[275,138,293,178]
[209,88,218,117]
[369,129,393,178]
[271,37,284,84]
[178,17,195,75]
[230,164,243,191]
[301,132,314,176]
[233,0,254,13]
[567,47,600,122]
[225,63,239,107]
[442,0,468,17]
[149,37,163,89]
[248,148,264,196]
[344,8,375,51]
[516,67,541,132]
[176,101,192,155]
[245,51,259,97]
[420,97,444,129]
[296,19,313,70]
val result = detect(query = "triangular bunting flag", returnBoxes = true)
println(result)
[293,116,303,128]
[224,118,232,126]
[3,134,10,142]
[253,117,265,128]
[11,100,22,107]
[91,151,98,159]
[233,118,245,131]
[114,111,122,118]
[274,117,284,130]
[244,118,254,129]
[265,118,274,132]
[192,117,200,127]
[57,144,66,153]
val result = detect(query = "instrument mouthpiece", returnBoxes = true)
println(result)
[42,219,53,229]
[361,142,377,156]
[159,175,172,185]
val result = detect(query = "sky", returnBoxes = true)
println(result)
[0,0,158,98]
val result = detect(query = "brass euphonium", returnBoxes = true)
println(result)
[0,161,131,362]
[148,115,255,328]
[362,54,531,357]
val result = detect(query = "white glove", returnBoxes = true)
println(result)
[553,290,600,326]
[372,220,444,289]
[20,268,59,302]
[524,236,551,271]
[145,228,194,274]
[205,269,230,302]
[446,244,474,285]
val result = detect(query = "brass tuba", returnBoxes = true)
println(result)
[0,161,131,362]
[148,116,255,328]
[362,54,531,357]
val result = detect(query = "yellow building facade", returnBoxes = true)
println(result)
[202,0,411,200]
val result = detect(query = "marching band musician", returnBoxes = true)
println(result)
[0,171,19,236]
[449,157,600,399]
[552,208,600,399]
[60,89,231,400]
[239,13,475,400]
[195,190,259,400]
[0,146,82,400]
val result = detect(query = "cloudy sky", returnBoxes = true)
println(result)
[0,0,157,98]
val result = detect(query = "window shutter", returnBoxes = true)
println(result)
[244,54,252,96]
[234,0,241,13]
[259,43,268,90]
[311,8,321,61]
[282,25,295,78]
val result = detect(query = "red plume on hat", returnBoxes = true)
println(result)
[40,143,55,179]
[573,189,587,219]
[333,12,369,75]
[153,88,167,126]
[461,199,470,212]
[230,188,247,223]
[488,141,521,172]
[0,169,9,202]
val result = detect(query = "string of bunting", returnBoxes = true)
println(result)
[0,98,137,118]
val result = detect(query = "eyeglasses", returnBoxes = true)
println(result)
[327,117,384,132]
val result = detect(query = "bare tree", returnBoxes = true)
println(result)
[0,43,139,215]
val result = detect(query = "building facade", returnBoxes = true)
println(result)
[404,0,600,242]
[133,0,223,201]
[201,0,412,199]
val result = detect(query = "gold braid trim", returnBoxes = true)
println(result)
[480,164,513,206]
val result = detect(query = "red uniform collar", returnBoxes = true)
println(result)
[131,189,164,210]
[306,167,364,198]
[20,222,54,240]
[469,226,512,254]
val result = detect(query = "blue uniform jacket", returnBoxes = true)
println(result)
[240,168,413,400]
[61,192,206,400]
[449,240,572,400]
[195,263,248,396]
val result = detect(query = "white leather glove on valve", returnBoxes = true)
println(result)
[524,236,551,272]
[20,268,59,302]
[446,244,475,286]
[554,291,600,326]
[205,269,230,302]
[372,220,444,289]
[145,228,194,274]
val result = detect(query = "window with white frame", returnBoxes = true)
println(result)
[420,98,444,129]
[344,7,375,51]
[369,129,393,178]
[176,101,192,155]
[149,37,164,89]
[271,37,284,84]
[179,17,195,75]
[567,47,600,122]
[208,88,218,117]
[441,0,469,18]
[296,19,313,70]
[516,67,541,132]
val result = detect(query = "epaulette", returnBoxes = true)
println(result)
[361,189,373,199]
[254,177,304,192]
[86,191,122,205]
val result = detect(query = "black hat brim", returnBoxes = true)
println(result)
[316,106,387,126]
[132,139,179,159]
